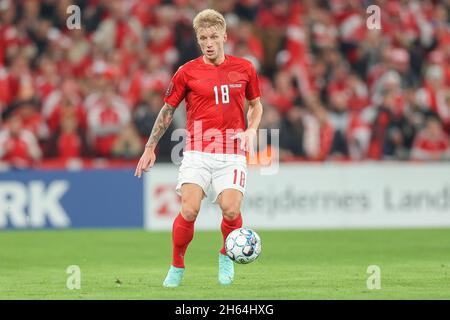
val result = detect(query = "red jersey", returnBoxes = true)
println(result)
[164,55,261,155]
[413,131,450,155]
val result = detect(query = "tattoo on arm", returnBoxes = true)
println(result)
[145,103,176,149]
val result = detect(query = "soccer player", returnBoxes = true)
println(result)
[134,9,263,287]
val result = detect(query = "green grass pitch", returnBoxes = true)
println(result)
[0,228,449,299]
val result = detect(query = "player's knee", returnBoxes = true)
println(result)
[181,206,199,222]
[221,205,241,221]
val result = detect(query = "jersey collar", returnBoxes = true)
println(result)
[201,54,229,67]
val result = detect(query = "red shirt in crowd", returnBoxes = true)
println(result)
[57,132,82,159]
[0,130,41,166]
[412,130,450,160]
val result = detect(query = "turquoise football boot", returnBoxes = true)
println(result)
[218,253,234,285]
[163,265,185,287]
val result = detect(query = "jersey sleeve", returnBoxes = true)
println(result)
[164,66,187,108]
[245,63,261,101]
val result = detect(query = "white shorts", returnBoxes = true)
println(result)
[175,151,247,203]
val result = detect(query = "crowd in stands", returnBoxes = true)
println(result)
[1,0,450,169]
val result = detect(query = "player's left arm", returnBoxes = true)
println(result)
[232,97,263,155]
[247,97,263,132]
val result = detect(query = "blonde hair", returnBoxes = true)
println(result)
[193,9,226,34]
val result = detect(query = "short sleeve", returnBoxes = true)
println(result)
[164,67,187,108]
[245,63,261,101]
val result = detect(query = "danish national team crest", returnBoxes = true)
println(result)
[227,71,243,82]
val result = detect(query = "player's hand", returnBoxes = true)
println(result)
[134,147,156,178]
[231,128,257,156]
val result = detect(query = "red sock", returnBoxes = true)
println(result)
[220,213,243,255]
[172,213,195,268]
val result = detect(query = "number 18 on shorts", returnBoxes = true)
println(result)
[175,151,247,203]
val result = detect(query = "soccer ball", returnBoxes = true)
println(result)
[225,228,261,264]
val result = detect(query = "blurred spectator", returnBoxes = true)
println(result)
[47,96,86,135]
[65,29,91,78]
[411,116,450,161]
[327,91,350,158]
[268,70,297,114]
[4,53,36,104]
[13,99,49,141]
[310,105,334,160]
[228,20,264,63]
[47,115,89,159]
[92,0,143,51]
[42,78,83,120]
[279,96,324,160]
[34,54,61,100]
[367,89,409,160]
[126,55,170,106]
[440,90,450,135]
[0,115,42,167]
[235,0,260,22]
[87,85,131,157]
[416,64,449,118]
[279,106,306,160]
[174,11,199,67]
[111,123,143,159]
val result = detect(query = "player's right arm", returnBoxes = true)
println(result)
[134,103,176,178]
[135,65,186,178]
